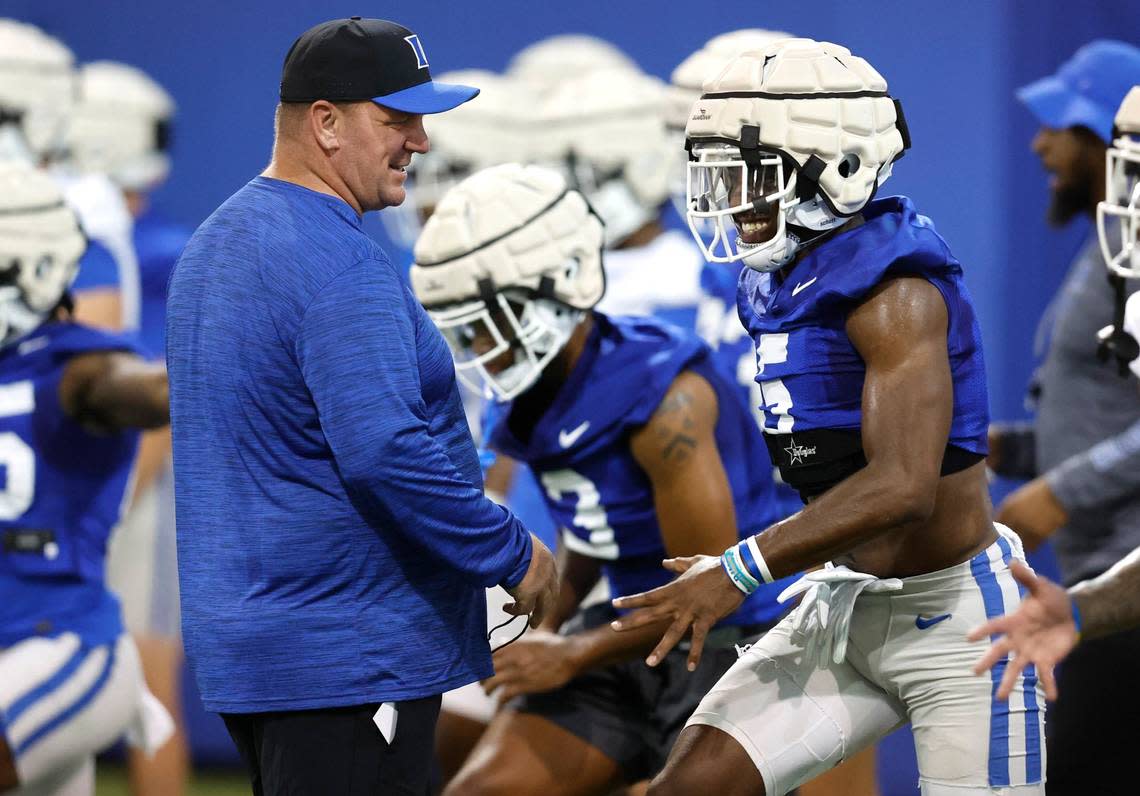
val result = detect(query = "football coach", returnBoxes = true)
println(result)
[165,18,558,794]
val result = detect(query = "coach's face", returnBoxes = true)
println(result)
[333,102,429,212]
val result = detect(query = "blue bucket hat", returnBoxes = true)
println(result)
[1017,39,1140,143]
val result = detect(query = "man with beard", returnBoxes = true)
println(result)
[987,40,1140,795]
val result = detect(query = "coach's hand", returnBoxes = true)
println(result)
[505,534,559,629]
[611,554,744,671]
[483,630,579,702]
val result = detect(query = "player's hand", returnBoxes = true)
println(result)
[967,561,1076,701]
[504,534,559,629]
[482,630,580,702]
[994,477,1068,551]
[610,554,744,671]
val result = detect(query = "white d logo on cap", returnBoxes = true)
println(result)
[404,35,429,69]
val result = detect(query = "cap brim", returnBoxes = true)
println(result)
[373,81,479,114]
[1016,75,1114,142]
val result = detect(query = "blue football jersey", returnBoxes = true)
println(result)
[486,313,797,627]
[0,323,142,646]
[736,196,989,499]
[697,259,805,520]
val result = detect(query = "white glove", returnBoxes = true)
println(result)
[125,688,175,757]
[778,564,902,666]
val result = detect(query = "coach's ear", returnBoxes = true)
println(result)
[309,100,341,154]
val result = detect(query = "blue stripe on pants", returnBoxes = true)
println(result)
[4,643,90,727]
[14,643,116,756]
[970,546,1010,787]
[1004,539,1043,784]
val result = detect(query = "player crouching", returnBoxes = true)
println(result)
[411,163,794,795]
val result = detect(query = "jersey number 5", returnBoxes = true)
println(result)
[0,381,35,520]
[756,333,794,434]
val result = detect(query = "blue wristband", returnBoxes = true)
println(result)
[1070,597,1082,633]
[721,546,760,595]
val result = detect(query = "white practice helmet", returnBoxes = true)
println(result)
[65,61,175,191]
[540,67,674,247]
[0,161,85,346]
[685,38,910,272]
[667,29,793,220]
[1098,87,1140,279]
[0,19,76,163]
[410,163,605,401]
[384,70,538,248]
[507,34,639,91]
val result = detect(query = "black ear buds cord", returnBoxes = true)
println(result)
[487,612,529,654]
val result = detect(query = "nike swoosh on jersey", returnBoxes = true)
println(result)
[914,613,952,630]
[791,277,818,296]
[558,421,591,449]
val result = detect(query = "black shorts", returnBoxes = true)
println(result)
[515,605,767,783]
[222,695,441,796]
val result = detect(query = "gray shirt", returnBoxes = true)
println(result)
[1035,235,1140,585]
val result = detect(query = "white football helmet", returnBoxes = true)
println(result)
[506,34,639,92]
[667,29,793,220]
[1098,86,1140,279]
[383,70,539,249]
[540,67,674,248]
[0,19,76,163]
[685,38,910,272]
[0,162,85,346]
[410,163,605,401]
[65,61,175,191]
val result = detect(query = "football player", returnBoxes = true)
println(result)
[612,39,1046,796]
[410,163,795,795]
[0,20,138,333]
[65,60,190,796]
[0,162,171,795]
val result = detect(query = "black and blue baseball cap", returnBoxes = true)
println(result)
[1017,40,1140,144]
[279,17,479,114]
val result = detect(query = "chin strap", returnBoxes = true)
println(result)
[1096,273,1140,377]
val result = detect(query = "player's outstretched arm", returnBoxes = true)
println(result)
[614,277,953,663]
[59,351,169,431]
[970,546,1140,700]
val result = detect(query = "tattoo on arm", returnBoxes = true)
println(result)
[1071,546,1140,640]
[652,390,698,465]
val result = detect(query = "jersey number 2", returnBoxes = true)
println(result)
[540,469,619,560]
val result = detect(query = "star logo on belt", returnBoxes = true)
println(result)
[784,438,816,465]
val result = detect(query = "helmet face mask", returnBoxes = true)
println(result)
[687,142,841,272]
[1098,139,1140,278]
[431,289,583,401]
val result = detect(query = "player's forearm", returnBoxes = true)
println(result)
[565,616,675,673]
[752,461,934,579]
[1069,546,1140,641]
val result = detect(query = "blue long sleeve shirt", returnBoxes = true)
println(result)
[166,176,532,713]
